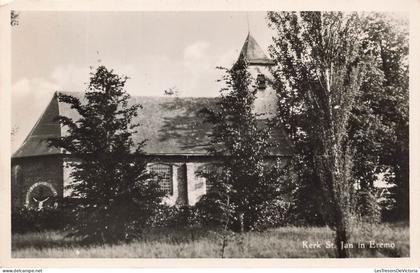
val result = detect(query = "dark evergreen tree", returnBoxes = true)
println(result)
[49,65,165,243]
[196,59,285,232]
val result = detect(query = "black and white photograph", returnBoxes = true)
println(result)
[5,5,412,261]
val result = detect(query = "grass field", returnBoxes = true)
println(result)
[12,223,409,258]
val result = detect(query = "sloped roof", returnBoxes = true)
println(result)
[13,92,63,158]
[12,92,292,158]
[238,33,275,66]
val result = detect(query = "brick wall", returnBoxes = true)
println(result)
[11,156,64,208]
[12,155,290,208]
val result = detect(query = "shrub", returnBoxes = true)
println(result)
[12,206,72,234]
[253,199,291,231]
[147,205,200,229]
[354,190,381,224]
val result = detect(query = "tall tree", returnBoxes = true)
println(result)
[269,12,409,225]
[351,13,409,221]
[196,59,285,232]
[268,11,367,257]
[49,66,165,243]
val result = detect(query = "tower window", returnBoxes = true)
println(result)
[256,74,267,90]
[149,163,173,195]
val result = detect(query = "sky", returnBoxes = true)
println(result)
[11,11,275,152]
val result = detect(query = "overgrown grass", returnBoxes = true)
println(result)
[12,223,409,258]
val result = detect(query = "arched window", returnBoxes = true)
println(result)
[25,182,58,210]
[149,163,173,195]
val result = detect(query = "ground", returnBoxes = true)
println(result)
[12,223,409,258]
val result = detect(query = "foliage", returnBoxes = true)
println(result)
[350,13,409,221]
[354,190,381,224]
[379,185,399,222]
[268,12,409,227]
[268,11,369,257]
[49,65,165,243]
[147,205,200,229]
[252,199,291,230]
[12,206,71,234]
[196,58,286,232]
[282,156,326,226]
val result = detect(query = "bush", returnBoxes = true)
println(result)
[147,205,200,229]
[253,199,291,231]
[193,191,235,229]
[354,190,381,224]
[12,206,72,234]
[193,194,291,231]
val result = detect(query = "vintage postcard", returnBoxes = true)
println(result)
[0,0,419,269]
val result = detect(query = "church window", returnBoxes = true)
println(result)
[257,74,267,90]
[149,163,173,195]
[25,182,58,210]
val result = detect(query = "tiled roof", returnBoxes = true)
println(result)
[238,33,275,66]
[12,91,292,158]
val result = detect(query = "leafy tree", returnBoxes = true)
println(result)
[350,13,408,221]
[268,12,409,225]
[284,156,326,226]
[268,11,368,257]
[196,59,285,232]
[49,66,165,243]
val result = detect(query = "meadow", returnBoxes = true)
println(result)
[12,222,409,258]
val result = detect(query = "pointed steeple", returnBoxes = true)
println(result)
[238,33,275,66]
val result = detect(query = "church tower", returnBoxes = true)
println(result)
[236,33,277,119]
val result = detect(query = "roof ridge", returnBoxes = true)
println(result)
[56,91,219,100]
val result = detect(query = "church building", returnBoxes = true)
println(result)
[11,34,292,209]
